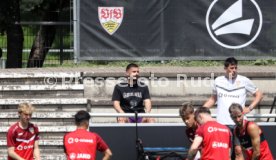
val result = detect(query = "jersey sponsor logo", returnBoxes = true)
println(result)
[16,135,36,143]
[69,153,91,159]
[68,137,94,144]
[212,141,228,149]
[17,144,34,150]
[68,137,74,144]
[123,92,142,98]
[98,7,124,35]
[77,153,91,159]
[208,127,229,133]
[218,93,240,98]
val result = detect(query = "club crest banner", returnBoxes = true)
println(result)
[78,0,276,60]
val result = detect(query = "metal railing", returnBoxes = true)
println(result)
[90,113,276,118]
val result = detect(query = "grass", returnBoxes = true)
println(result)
[41,59,276,68]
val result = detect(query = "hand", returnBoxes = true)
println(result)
[117,117,128,123]
[243,107,251,114]
[142,117,155,123]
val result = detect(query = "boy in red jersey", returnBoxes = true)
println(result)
[64,110,112,160]
[7,103,41,160]
[229,103,274,160]
[187,107,231,160]
[179,103,200,159]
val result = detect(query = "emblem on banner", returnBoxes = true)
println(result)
[98,7,124,35]
[206,0,262,49]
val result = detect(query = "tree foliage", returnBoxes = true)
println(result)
[0,0,70,68]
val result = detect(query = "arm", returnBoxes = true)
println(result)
[113,101,128,123]
[102,148,112,160]
[203,95,217,108]
[33,140,41,160]
[113,100,125,113]
[243,90,263,114]
[7,147,25,160]
[187,136,203,160]
[247,123,261,160]
[144,99,151,113]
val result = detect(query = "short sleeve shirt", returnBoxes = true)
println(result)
[212,75,258,125]
[196,121,231,159]
[64,129,109,160]
[112,82,150,113]
[7,122,40,160]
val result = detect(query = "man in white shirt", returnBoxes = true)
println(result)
[203,57,263,160]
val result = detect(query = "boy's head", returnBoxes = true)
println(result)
[179,103,196,128]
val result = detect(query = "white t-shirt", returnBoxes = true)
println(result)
[213,75,258,125]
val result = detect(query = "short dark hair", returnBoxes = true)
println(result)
[194,107,211,119]
[224,57,238,68]
[75,110,91,126]
[126,63,139,71]
[179,102,194,118]
[229,103,243,113]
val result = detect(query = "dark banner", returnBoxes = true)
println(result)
[91,124,276,160]
[78,0,276,60]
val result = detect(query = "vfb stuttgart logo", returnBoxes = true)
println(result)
[206,0,262,49]
[98,7,124,35]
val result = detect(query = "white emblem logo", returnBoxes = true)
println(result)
[68,138,74,144]
[29,127,34,134]
[70,153,76,160]
[98,7,124,35]
[206,0,262,49]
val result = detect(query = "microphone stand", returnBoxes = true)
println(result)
[132,109,145,160]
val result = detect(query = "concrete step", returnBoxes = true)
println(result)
[0,84,84,98]
[0,98,90,111]
[0,72,81,86]
[0,125,76,133]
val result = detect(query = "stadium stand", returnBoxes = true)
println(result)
[0,71,87,159]
[0,66,275,159]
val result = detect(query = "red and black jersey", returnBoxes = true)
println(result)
[196,121,231,160]
[7,122,40,160]
[234,120,274,160]
[64,129,109,160]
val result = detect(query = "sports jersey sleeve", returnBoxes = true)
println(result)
[6,128,16,147]
[195,126,204,138]
[34,125,40,141]
[95,133,109,152]
[112,85,121,101]
[142,86,150,100]
[244,78,257,94]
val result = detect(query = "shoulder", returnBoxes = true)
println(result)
[137,82,149,88]
[214,76,227,84]
[236,75,250,82]
[114,83,128,88]
[247,121,259,132]
[29,123,38,128]
[7,123,18,133]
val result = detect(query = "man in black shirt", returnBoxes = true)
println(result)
[112,63,155,123]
